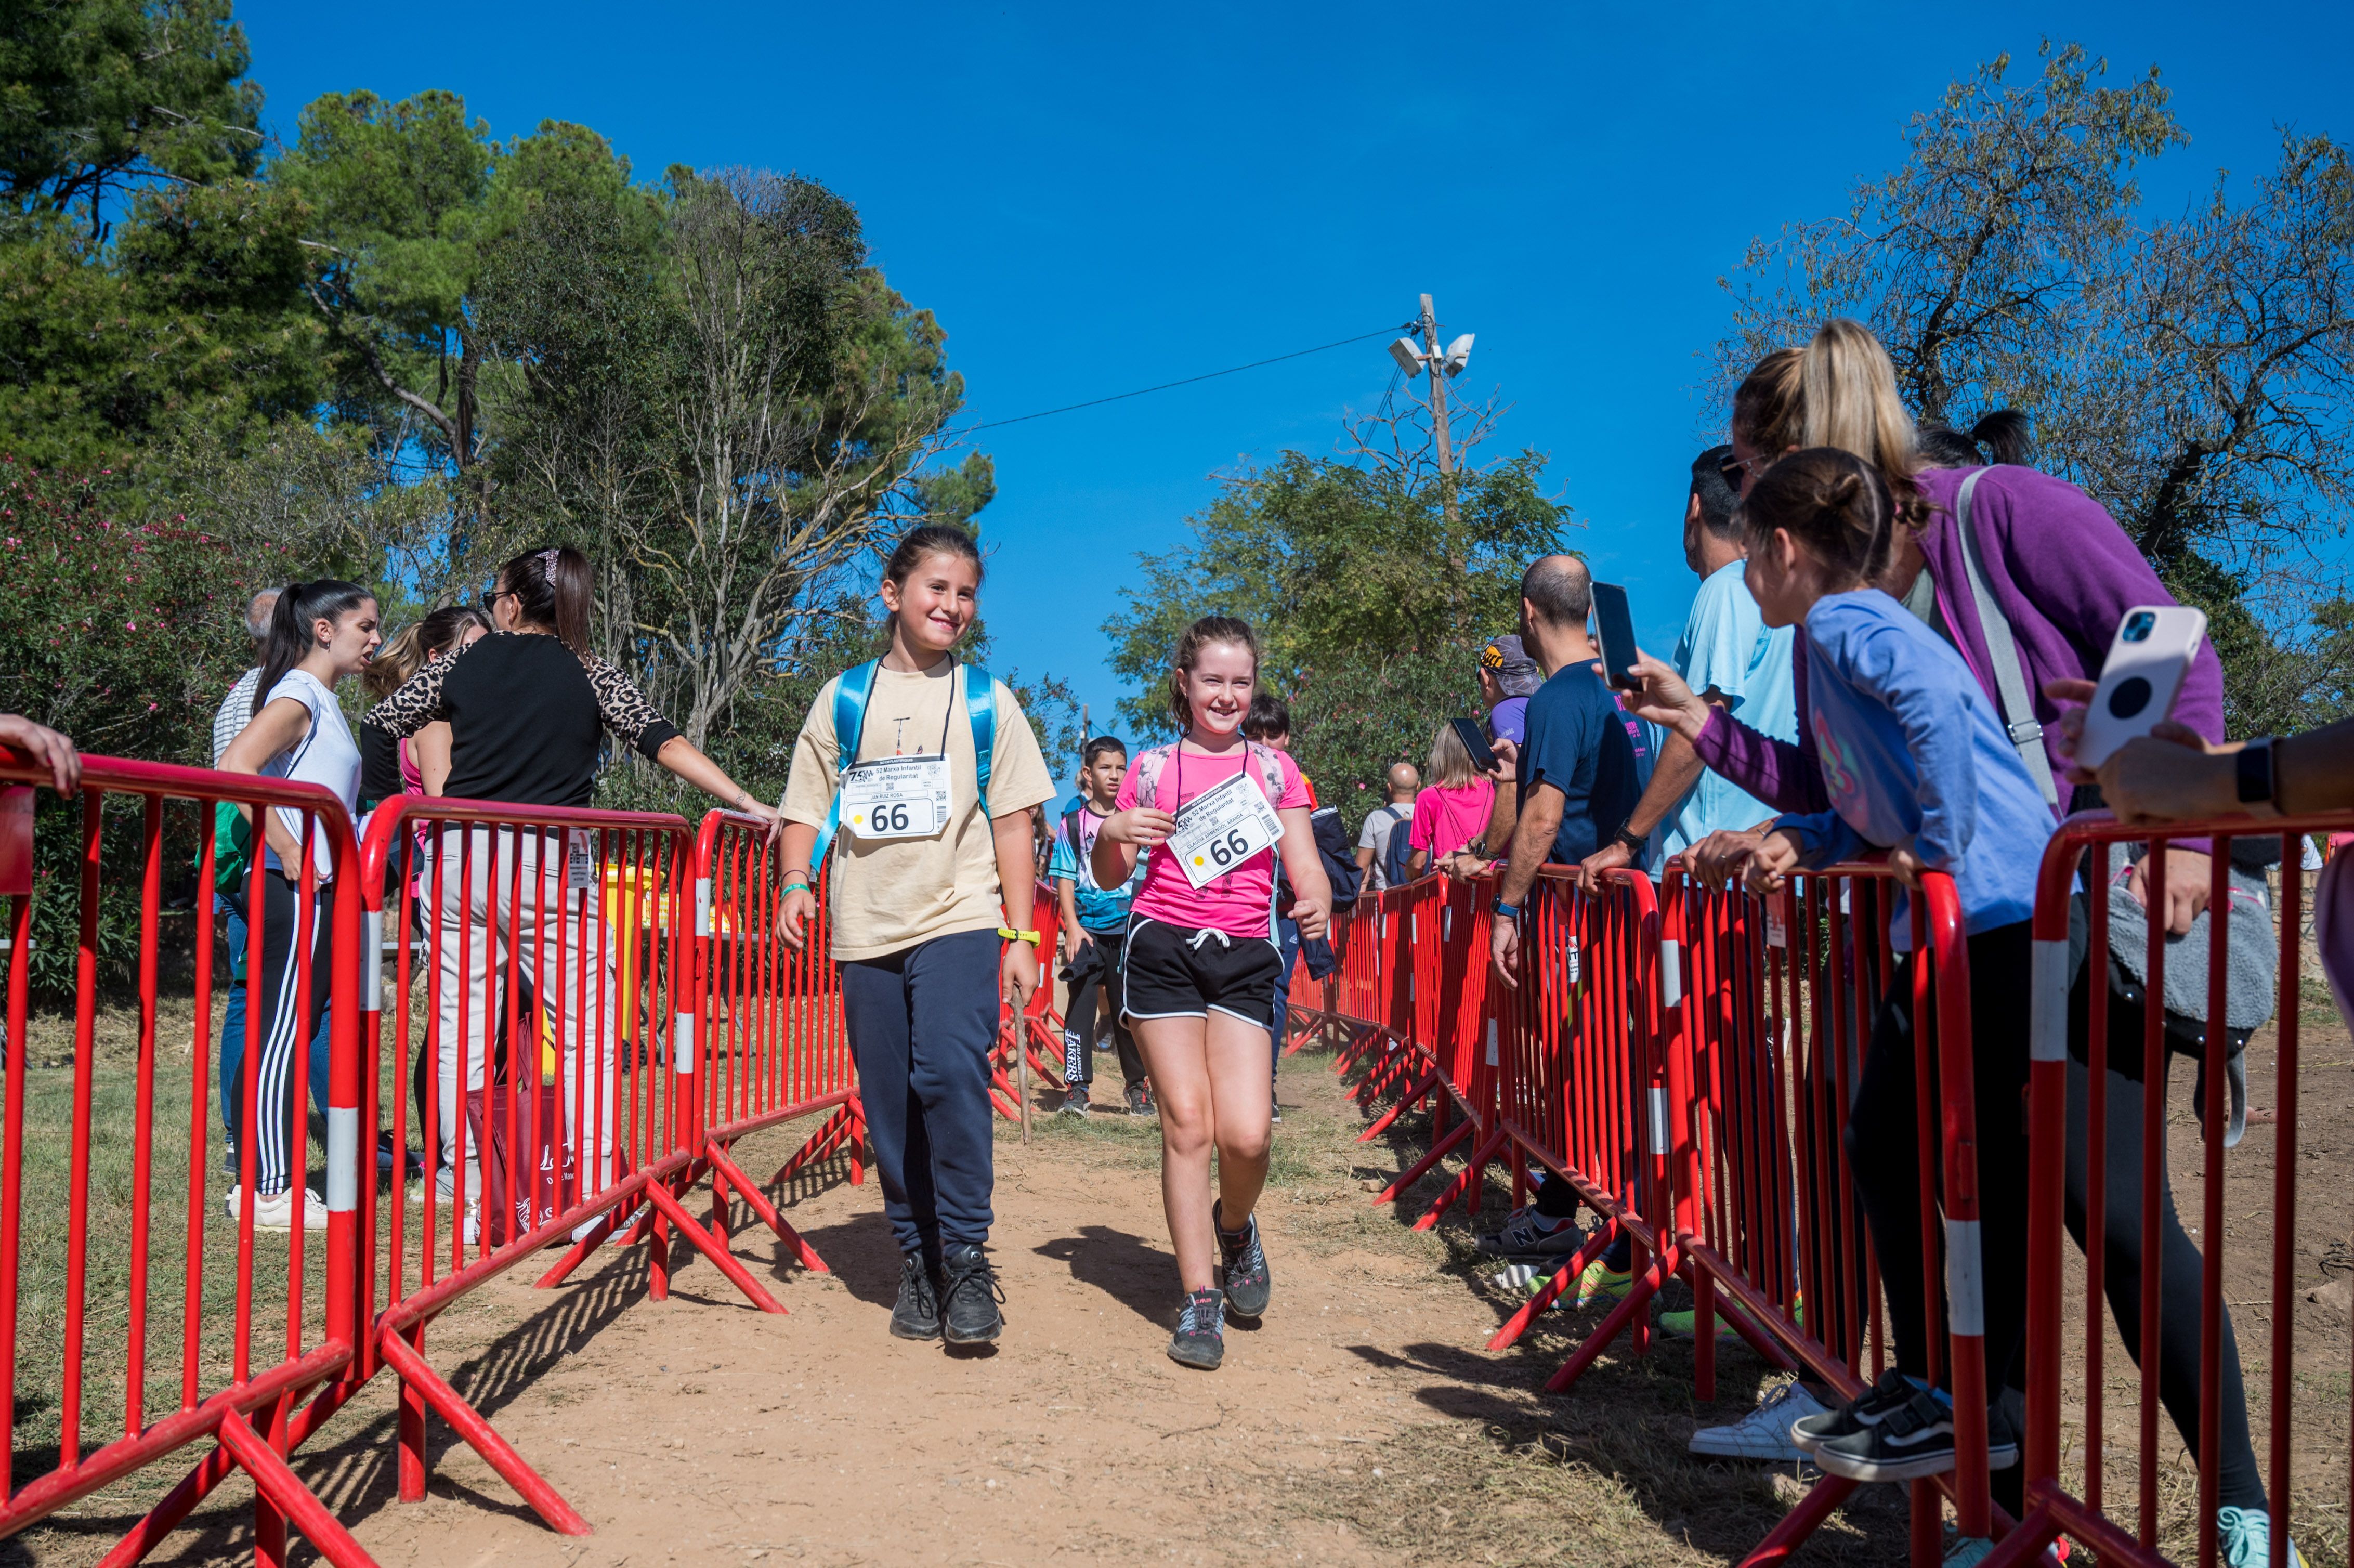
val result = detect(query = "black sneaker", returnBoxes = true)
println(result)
[1126,1082,1154,1117]
[1813,1388,2018,1482]
[1213,1200,1271,1318]
[1791,1367,1919,1454]
[1060,1088,1090,1118]
[1168,1287,1224,1370]
[1270,1095,1283,1125]
[939,1244,1004,1345]
[888,1250,940,1341]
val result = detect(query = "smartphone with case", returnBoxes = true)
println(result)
[1591,582,1641,690]
[2076,605,2207,770]
[1448,716,1498,774]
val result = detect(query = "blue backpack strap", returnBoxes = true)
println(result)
[809,660,879,869]
[962,662,996,815]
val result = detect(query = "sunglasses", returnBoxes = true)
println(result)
[479,587,512,614]
[1720,453,1773,488]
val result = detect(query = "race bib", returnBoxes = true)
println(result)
[1165,769,1284,890]
[840,755,952,841]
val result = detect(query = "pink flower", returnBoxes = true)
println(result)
[125,621,136,631]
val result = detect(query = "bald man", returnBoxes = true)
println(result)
[1355,761,1421,892]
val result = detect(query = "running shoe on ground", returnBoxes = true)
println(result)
[1213,1200,1271,1318]
[1945,1531,2072,1567]
[1060,1089,1090,1117]
[939,1244,1004,1345]
[1688,1380,1827,1461]
[223,1185,328,1232]
[1490,1261,1556,1299]
[1126,1082,1155,1116]
[1476,1206,1585,1259]
[1663,1292,1803,1342]
[1168,1287,1225,1370]
[1791,1367,1919,1454]
[1270,1095,1283,1125]
[1813,1389,2018,1483]
[890,1250,941,1341]
[1574,1258,1634,1306]
[2218,1507,2307,1568]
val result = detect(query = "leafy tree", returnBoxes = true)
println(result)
[1722,41,2354,730]
[1288,645,1487,835]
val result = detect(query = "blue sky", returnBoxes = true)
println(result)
[239,1,2352,739]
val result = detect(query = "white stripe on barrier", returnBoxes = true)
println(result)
[1485,1019,1499,1067]
[326,1107,360,1213]
[1659,937,1682,1009]
[1442,905,1452,943]
[675,1012,696,1074]
[2031,938,2069,1062]
[362,909,382,1010]
[695,876,712,938]
[1945,1216,1984,1337]
[1648,1086,1670,1156]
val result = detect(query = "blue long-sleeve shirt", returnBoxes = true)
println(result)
[1775,590,2053,940]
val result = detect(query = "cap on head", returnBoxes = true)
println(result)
[1477,632,1542,698]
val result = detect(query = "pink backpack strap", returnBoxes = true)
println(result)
[1248,742,1286,805]
[1134,744,1175,812]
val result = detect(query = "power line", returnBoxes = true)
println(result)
[954,322,1417,435]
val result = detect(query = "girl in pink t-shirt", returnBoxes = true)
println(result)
[1094,616,1331,1372]
[1406,721,1497,878]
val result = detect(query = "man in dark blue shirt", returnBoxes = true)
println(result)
[1485,554,1643,984]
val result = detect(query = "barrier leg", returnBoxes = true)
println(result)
[215,1412,382,1568]
[1414,1129,1508,1232]
[398,1321,429,1501]
[1372,1117,1474,1206]
[1358,1069,1438,1143]
[769,1105,854,1186]
[1734,1474,1860,1568]
[705,1141,830,1273]
[643,1177,788,1313]
[1695,1258,1717,1403]
[1544,1247,1674,1393]
[1488,1222,1616,1351]
[376,1331,592,1536]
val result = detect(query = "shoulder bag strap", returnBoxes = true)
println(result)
[1950,467,2061,806]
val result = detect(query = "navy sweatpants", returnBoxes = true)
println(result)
[840,927,1001,1261]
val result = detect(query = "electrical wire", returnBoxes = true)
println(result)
[954,321,1420,434]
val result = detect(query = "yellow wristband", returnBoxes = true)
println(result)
[997,927,1041,945]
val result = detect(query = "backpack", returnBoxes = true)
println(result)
[1310,805,1362,912]
[1129,740,1288,895]
[1377,804,1416,890]
[809,659,997,867]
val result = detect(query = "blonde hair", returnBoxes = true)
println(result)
[1427,722,1478,790]
[1733,320,1927,532]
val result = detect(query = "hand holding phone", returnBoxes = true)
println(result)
[2075,606,2207,770]
[1591,582,1641,690]
[1448,716,1498,774]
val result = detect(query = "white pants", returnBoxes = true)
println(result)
[431,826,620,1207]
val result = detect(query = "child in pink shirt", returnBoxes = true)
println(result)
[1405,720,1497,877]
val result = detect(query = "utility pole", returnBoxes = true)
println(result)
[1419,293,1459,530]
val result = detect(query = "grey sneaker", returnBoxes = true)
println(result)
[1168,1288,1224,1370]
[1213,1200,1271,1318]
[1060,1088,1090,1117]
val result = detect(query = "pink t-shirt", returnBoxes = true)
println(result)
[1407,781,1495,864]
[1118,742,1311,938]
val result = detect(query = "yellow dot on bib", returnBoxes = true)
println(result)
[1192,855,1206,866]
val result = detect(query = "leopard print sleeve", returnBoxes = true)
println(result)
[361,646,460,738]
[581,654,683,761]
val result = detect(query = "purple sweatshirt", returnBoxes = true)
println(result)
[1693,464,2227,820]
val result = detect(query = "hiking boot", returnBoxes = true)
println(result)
[1688,1381,1827,1461]
[939,1244,1004,1345]
[1168,1287,1225,1370]
[889,1250,940,1341]
[1214,1200,1271,1318]
[1791,1367,1920,1454]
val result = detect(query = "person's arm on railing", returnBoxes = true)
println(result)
[2062,707,2354,822]
[0,714,79,794]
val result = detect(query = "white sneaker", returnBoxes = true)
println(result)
[1688,1380,1828,1461]
[223,1185,329,1232]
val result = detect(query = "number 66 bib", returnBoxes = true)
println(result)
[1165,768,1284,890]
[840,755,952,841]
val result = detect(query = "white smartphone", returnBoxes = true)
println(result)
[2076,605,2207,770]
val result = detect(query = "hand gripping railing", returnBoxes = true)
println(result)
[0,747,375,1566]
[1991,810,2354,1568]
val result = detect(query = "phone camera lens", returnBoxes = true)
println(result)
[2108,675,2153,718]
[2123,611,2155,643]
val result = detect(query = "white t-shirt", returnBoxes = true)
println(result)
[211,667,260,766]
[258,669,360,881]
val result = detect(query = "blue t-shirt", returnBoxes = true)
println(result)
[1048,803,1145,933]
[1519,663,1643,868]
[1488,696,1529,748]
[1662,561,1799,861]
[1774,590,2052,941]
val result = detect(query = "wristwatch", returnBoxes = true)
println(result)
[2235,738,2279,809]
[1492,898,1522,923]
[1613,825,1647,855]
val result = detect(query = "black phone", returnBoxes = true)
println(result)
[1448,716,1498,773]
[1591,581,1640,690]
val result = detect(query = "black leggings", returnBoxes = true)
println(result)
[1063,930,1146,1094]
[1846,920,2034,1402]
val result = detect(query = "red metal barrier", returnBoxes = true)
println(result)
[0,747,373,1566]
[1996,811,2354,1568]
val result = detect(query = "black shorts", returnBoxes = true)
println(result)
[1121,918,1283,1029]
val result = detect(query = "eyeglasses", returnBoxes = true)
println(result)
[1720,453,1773,489]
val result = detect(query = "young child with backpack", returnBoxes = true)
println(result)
[1633,448,2053,1489]
[773,525,1056,1348]
[1094,617,1333,1369]
[1049,735,1151,1116]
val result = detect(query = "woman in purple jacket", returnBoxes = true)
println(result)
[1659,320,2287,1566]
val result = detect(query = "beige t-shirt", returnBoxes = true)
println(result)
[781,660,1055,962]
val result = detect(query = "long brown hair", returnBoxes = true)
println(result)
[1166,616,1258,732]
[496,545,594,655]
[1740,448,1900,590]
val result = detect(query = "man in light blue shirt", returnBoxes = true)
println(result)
[1577,446,1797,885]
